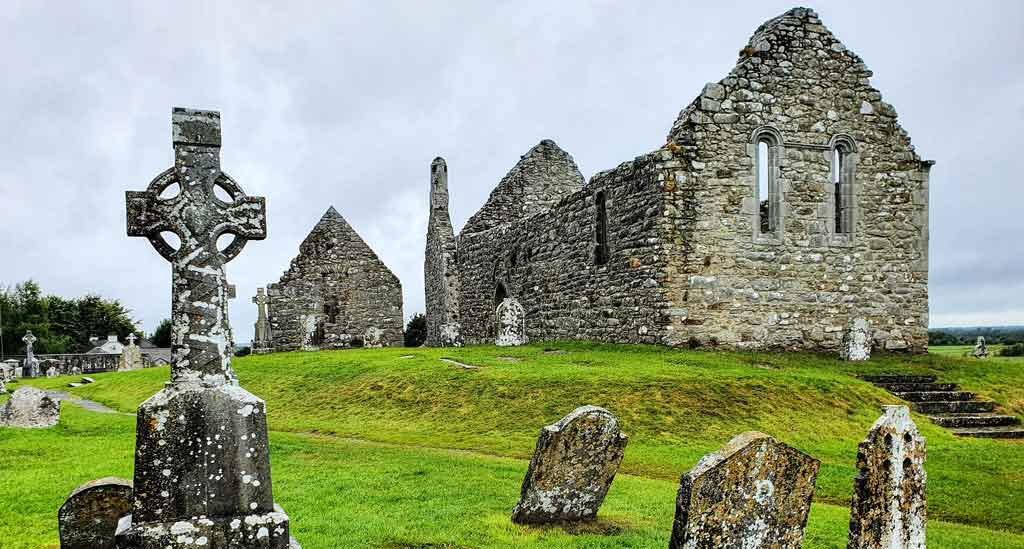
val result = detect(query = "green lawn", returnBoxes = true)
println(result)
[2,343,1022,548]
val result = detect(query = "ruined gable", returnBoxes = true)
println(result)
[268,206,403,351]
[461,140,585,235]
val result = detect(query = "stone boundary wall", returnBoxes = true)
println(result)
[457,151,672,345]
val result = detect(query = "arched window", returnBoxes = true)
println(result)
[751,127,783,240]
[831,136,856,236]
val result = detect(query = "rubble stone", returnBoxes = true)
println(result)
[495,297,527,346]
[842,318,872,361]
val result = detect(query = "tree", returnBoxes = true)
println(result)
[404,313,427,347]
[150,318,172,347]
[0,280,140,357]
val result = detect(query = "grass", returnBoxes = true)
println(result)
[2,342,1022,548]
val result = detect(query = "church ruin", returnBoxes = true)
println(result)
[268,206,403,351]
[425,8,931,353]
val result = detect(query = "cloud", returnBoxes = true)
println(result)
[2,0,1022,345]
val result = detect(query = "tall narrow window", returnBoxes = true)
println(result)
[595,190,609,265]
[832,139,854,235]
[757,140,774,235]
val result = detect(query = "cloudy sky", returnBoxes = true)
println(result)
[1,1,1022,344]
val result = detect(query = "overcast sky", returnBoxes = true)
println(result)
[1,1,1022,344]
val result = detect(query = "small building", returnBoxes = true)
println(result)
[267,206,404,351]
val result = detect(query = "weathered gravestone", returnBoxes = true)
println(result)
[512,406,628,524]
[86,107,297,548]
[495,297,527,347]
[23,331,40,377]
[670,432,820,549]
[0,387,60,428]
[118,334,143,371]
[847,405,926,549]
[46,366,57,378]
[0,361,14,381]
[842,318,871,361]
[364,326,385,348]
[973,336,989,359]
[252,287,273,354]
[59,477,134,549]
[0,378,6,394]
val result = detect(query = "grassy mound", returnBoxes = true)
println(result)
[3,343,1022,547]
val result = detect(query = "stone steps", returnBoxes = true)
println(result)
[894,391,974,402]
[860,373,1022,439]
[876,382,958,392]
[929,413,1021,428]
[912,400,995,414]
[950,426,1024,439]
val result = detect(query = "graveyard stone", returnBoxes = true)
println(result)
[847,405,926,549]
[841,318,871,361]
[670,432,820,549]
[364,326,385,348]
[512,406,628,524]
[0,387,61,428]
[495,297,527,346]
[110,107,294,548]
[252,287,273,353]
[0,378,6,394]
[118,334,143,371]
[23,331,40,378]
[46,366,57,378]
[59,477,134,549]
[973,336,988,359]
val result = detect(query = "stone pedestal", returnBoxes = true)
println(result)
[116,505,294,548]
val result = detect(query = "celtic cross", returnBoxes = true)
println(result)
[253,287,270,321]
[126,333,137,346]
[126,108,266,384]
[22,331,36,359]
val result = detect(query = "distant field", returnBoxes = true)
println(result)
[929,344,1021,359]
[2,343,1022,548]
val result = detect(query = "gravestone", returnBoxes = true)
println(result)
[841,318,871,361]
[670,432,820,549]
[0,387,60,428]
[59,477,134,549]
[46,366,57,378]
[495,297,527,346]
[973,336,988,359]
[118,334,143,371]
[364,326,385,348]
[23,331,40,377]
[512,406,628,524]
[0,361,14,381]
[252,287,273,354]
[0,378,6,394]
[103,107,296,548]
[847,405,926,549]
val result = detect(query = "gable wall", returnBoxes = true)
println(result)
[662,8,930,352]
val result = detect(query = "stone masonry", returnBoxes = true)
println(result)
[268,206,403,351]
[426,8,931,353]
[424,157,463,346]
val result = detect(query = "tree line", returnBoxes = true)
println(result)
[928,326,1024,346]
[0,280,140,356]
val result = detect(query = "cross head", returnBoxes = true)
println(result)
[126,108,266,384]
[22,331,36,354]
[127,333,137,346]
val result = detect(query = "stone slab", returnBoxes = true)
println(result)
[0,387,60,428]
[670,432,820,549]
[59,477,133,549]
[511,406,628,524]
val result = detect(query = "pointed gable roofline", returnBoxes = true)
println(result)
[286,205,401,283]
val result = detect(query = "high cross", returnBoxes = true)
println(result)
[126,108,266,384]
[126,333,137,346]
[253,287,270,321]
[22,331,36,357]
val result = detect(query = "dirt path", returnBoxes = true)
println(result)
[45,391,132,416]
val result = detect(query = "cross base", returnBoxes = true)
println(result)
[114,504,299,548]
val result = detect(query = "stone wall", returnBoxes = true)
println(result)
[268,206,404,351]
[442,8,930,354]
[661,7,930,352]
[457,145,671,345]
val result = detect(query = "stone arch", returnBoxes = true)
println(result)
[829,134,858,240]
[749,126,786,243]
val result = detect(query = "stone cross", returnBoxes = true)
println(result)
[126,108,266,384]
[111,108,293,547]
[126,333,137,346]
[22,331,36,359]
